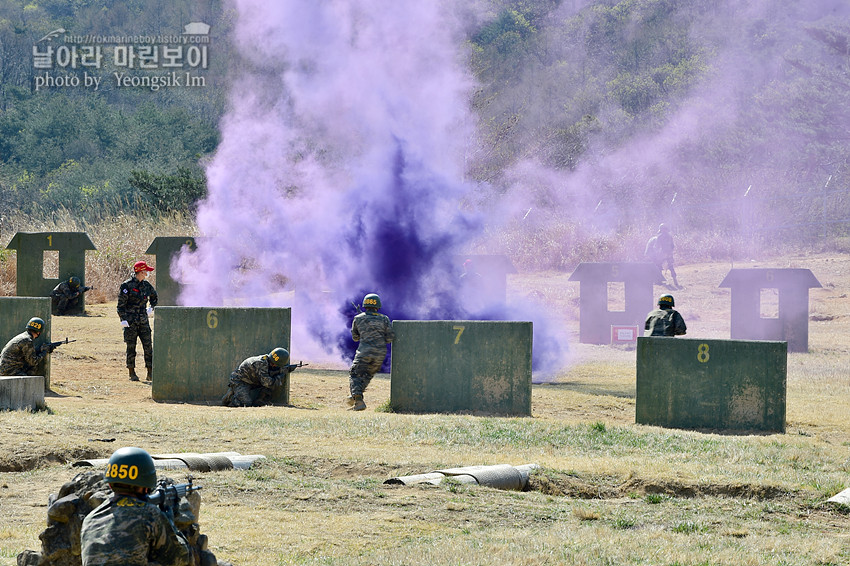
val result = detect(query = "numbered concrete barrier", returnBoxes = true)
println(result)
[636,337,786,432]
[151,307,291,404]
[390,320,532,416]
[6,232,95,315]
[144,237,197,306]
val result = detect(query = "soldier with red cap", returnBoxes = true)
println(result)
[117,261,158,381]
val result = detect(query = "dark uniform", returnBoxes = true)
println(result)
[222,355,289,407]
[50,280,83,315]
[117,275,158,371]
[81,493,192,566]
[645,307,687,337]
[0,332,48,376]
[349,311,395,397]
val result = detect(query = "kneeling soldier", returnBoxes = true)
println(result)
[0,317,54,376]
[222,347,298,407]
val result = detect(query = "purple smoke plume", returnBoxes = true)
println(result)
[175,0,569,373]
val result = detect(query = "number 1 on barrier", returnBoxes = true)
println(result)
[453,325,465,344]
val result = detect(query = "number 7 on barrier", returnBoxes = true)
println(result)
[453,325,465,344]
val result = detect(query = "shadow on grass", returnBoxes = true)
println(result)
[534,380,636,399]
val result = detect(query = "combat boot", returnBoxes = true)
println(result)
[128,368,139,381]
[145,367,152,381]
[349,394,366,411]
[345,395,356,407]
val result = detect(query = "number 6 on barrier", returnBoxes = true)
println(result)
[206,310,218,329]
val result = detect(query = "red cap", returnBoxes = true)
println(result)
[133,261,154,272]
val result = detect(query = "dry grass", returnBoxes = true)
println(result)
[2,217,850,565]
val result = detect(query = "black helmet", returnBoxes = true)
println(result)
[658,294,675,307]
[362,293,381,310]
[105,447,157,489]
[268,347,290,367]
[69,276,81,288]
[26,317,45,334]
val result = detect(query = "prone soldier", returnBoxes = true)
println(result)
[80,447,194,566]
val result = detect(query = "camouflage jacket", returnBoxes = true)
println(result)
[51,280,81,300]
[80,494,192,566]
[117,276,158,325]
[655,231,675,257]
[230,355,286,389]
[645,307,687,337]
[0,331,47,376]
[351,311,395,357]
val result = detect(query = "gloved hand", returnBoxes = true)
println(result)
[146,307,154,316]
[120,320,130,328]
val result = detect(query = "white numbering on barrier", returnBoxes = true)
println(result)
[697,343,710,363]
[453,325,465,344]
[207,310,219,329]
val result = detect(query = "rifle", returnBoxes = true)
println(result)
[40,338,76,353]
[285,361,309,372]
[350,301,362,313]
[147,478,202,515]
[82,286,93,292]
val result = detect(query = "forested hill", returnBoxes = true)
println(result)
[1,0,848,244]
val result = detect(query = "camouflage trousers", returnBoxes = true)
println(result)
[221,378,272,407]
[123,322,152,369]
[52,296,81,316]
[349,352,384,396]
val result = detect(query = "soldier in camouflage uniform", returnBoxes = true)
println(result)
[80,446,193,566]
[0,317,53,376]
[645,294,687,337]
[118,261,158,381]
[221,347,296,407]
[50,276,91,315]
[347,293,395,411]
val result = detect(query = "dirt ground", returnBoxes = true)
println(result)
[2,252,850,565]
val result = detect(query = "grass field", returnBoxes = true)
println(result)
[1,252,850,565]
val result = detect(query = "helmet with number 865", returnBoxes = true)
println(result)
[362,293,382,310]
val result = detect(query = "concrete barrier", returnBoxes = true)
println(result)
[390,320,532,416]
[636,337,786,432]
[0,297,52,387]
[151,306,291,404]
[0,375,45,411]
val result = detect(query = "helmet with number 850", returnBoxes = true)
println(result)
[105,447,157,489]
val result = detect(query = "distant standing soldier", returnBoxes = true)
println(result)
[221,347,299,407]
[0,317,54,376]
[645,294,687,337]
[80,446,193,566]
[645,223,679,288]
[50,276,92,316]
[118,261,158,382]
[347,293,395,411]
